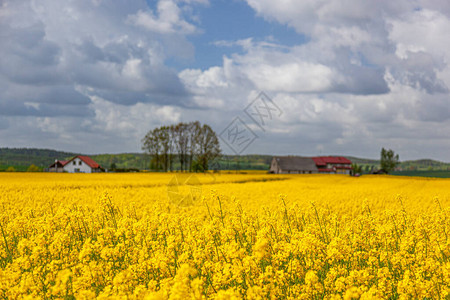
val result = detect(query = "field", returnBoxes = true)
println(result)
[0,173,449,299]
[391,170,450,178]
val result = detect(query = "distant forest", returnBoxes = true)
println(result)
[1,148,449,177]
[0,148,273,172]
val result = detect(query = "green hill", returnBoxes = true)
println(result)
[345,156,450,172]
[0,148,274,171]
[1,148,449,177]
[0,148,146,171]
[0,148,77,171]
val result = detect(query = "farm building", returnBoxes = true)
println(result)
[48,160,69,172]
[270,156,352,174]
[312,156,353,174]
[269,156,319,174]
[48,155,102,173]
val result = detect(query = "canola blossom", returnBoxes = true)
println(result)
[0,172,449,299]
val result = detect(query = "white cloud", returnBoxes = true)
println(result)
[242,60,335,93]
[389,9,450,59]
[1,0,450,161]
[89,96,181,135]
[0,0,200,111]
[180,29,449,159]
[128,0,199,35]
[388,9,450,91]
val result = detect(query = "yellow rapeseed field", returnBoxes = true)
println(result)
[0,172,449,299]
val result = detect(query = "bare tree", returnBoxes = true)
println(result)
[142,121,221,172]
[168,125,176,171]
[174,122,189,172]
[188,121,201,171]
[158,126,171,172]
[141,128,161,171]
[197,124,221,171]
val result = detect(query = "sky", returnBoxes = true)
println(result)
[0,0,449,161]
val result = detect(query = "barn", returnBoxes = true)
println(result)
[48,160,69,172]
[312,156,353,174]
[270,156,353,174]
[269,156,318,174]
[48,155,102,173]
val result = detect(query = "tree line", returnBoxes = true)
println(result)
[141,121,221,172]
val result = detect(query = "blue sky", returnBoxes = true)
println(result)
[0,0,449,161]
[181,0,305,70]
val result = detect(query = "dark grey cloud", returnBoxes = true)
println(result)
[76,39,107,64]
[0,21,66,86]
[0,117,9,130]
[0,81,92,116]
[0,99,94,117]
[391,52,448,94]
[416,95,450,122]
[0,0,198,114]
[40,87,91,105]
[0,0,208,155]
[1,0,449,162]
[87,88,189,106]
[333,65,389,95]
[0,23,61,66]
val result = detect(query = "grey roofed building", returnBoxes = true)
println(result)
[269,156,319,174]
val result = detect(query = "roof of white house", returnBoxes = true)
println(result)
[66,155,101,168]
[49,155,101,169]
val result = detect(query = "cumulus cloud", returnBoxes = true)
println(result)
[128,1,198,35]
[0,117,8,130]
[0,0,206,115]
[177,0,450,160]
[1,0,449,160]
[0,0,207,153]
[244,0,450,95]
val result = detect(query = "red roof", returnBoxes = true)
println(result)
[49,160,69,168]
[78,156,100,168]
[59,160,69,166]
[312,156,352,166]
[67,155,101,169]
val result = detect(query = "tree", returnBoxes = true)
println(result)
[380,148,399,174]
[27,164,40,172]
[142,121,222,172]
[6,166,16,172]
[158,126,171,172]
[142,128,161,171]
[196,124,221,172]
[188,121,202,172]
[351,163,362,175]
[174,122,189,172]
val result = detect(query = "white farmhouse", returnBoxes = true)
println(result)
[48,155,102,173]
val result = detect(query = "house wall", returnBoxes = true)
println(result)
[270,158,319,174]
[270,157,350,175]
[48,167,65,173]
[319,170,336,174]
[279,169,317,174]
[64,158,93,173]
[269,158,280,173]
[336,168,351,175]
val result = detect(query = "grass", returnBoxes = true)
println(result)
[391,170,450,178]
